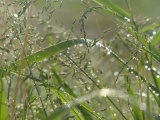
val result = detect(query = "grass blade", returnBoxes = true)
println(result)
[140,22,160,33]
[44,84,85,120]
[0,78,8,120]
[46,104,70,120]
[0,39,85,78]
[52,65,95,120]
[151,32,160,46]
[92,0,130,21]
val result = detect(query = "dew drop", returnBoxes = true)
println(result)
[139,103,146,110]
[124,17,130,22]
[127,34,130,37]
[14,14,18,18]
[156,75,160,78]
[153,31,156,35]
[152,67,157,71]
[79,44,83,47]
[107,51,111,55]
[146,61,149,63]
[114,72,119,76]
[142,93,146,97]
[96,42,103,47]
[145,65,148,69]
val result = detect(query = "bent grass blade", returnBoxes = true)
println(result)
[92,0,130,21]
[0,39,85,78]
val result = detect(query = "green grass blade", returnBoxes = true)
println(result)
[146,89,153,120]
[52,65,77,97]
[151,32,160,46]
[0,39,85,78]
[127,27,147,46]
[92,0,130,21]
[140,22,160,33]
[44,84,85,120]
[51,65,95,120]
[0,78,8,120]
[46,104,70,120]
[124,76,143,120]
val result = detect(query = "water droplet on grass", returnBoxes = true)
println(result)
[79,44,83,47]
[124,17,130,22]
[145,65,148,69]
[107,50,112,55]
[139,102,146,110]
[97,80,100,83]
[152,67,157,71]
[153,31,156,35]
[114,72,119,76]
[141,93,146,97]
[14,14,18,18]
[114,113,117,116]
[156,75,160,78]
[127,34,130,37]
[44,59,47,61]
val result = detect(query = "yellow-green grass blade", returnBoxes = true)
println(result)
[151,32,160,46]
[0,78,8,120]
[92,0,130,21]
[51,65,99,120]
[124,76,143,119]
[47,104,70,120]
[43,84,84,120]
[140,22,160,33]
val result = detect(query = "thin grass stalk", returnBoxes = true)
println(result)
[11,1,33,119]
[107,97,127,120]
[1,0,8,66]
[64,52,128,119]
[136,58,145,120]
[134,0,141,32]
[28,64,48,117]
[28,103,35,119]
[63,52,103,89]
[125,0,138,31]
[10,53,23,120]
[22,1,33,119]
[87,0,101,34]
[108,56,123,120]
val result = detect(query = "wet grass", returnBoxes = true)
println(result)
[0,0,160,120]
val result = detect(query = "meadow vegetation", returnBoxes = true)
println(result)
[0,0,160,120]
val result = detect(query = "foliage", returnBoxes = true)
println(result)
[0,0,160,120]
